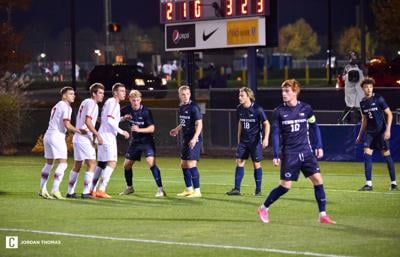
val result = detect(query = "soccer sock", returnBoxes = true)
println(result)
[384,155,396,182]
[263,185,289,208]
[91,166,103,191]
[364,153,373,182]
[314,184,327,213]
[234,166,244,190]
[254,168,262,192]
[82,171,94,194]
[124,168,133,187]
[98,166,114,192]
[150,165,163,187]
[190,167,200,189]
[51,163,68,193]
[67,170,79,194]
[182,168,192,188]
[40,163,53,190]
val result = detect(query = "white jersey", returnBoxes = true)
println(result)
[73,98,98,142]
[45,101,72,135]
[98,97,123,144]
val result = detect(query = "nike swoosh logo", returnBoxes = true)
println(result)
[202,28,218,41]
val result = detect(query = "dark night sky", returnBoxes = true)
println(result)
[12,0,371,38]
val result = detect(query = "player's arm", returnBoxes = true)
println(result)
[106,104,129,139]
[355,114,367,144]
[189,119,203,149]
[262,120,270,149]
[308,115,323,158]
[85,116,102,144]
[271,111,280,166]
[383,107,393,140]
[237,121,242,143]
[169,124,182,137]
[63,119,82,134]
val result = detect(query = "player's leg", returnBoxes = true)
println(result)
[119,158,135,195]
[97,142,118,198]
[382,149,397,191]
[81,159,97,198]
[226,143,247,195]
[251,142,264,196]
[50,158,68,199]
[145,155,166,197]
[39,158,54,199]
[308,173,336,224]
[66,160,82,198]
[185,141,202,198]
[177,159,194,196]
[360,147,374,191]
[91,161,107,195]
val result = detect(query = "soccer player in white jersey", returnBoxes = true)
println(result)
[39,87,84,200]
[92,83,130,198]
[66,83,105,199]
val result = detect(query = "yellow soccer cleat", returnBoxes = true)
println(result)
[176,189,194,197]
[186,191,202,198]
[51,191,66,200]
[39,188,54,200]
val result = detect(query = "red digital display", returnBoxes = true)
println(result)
[160,0,268,24]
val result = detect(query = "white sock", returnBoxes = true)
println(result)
[391,181,397,185]
[186,186,194,191]
[366,181,372,186]
[98,166,114,192]
[67,170,79,194]
[83,171,94,194]
[40,163,53,190]
[91,166,103,191]
[319,211,327,217]
[51,163,68,193]
[194,188,201,193]
[259,205,268,210]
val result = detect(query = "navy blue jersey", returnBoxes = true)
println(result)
[237,102,267,144]
[360,93,389,134]
[272,101,315,154]
[179,101,202,140]
[121,105,154,144]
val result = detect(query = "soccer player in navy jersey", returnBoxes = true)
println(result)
[356,78,397,191]
[226,87,270,196]
[119,90,166,197]
[170,85,203,198]
[257,79,336,224]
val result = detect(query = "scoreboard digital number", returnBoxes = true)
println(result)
[160,0,270,24]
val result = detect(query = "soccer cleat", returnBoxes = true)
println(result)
[390,184,398,191]
[257,207,269,223]
[119,187,134,196]
[177,189,194,197]
[39,188,54,199]
[66,193,77,198]
[51,191,66,200]
[90,190,97,198]
[254,189,262,197]
[186,191,202,198]
[96,190,112,198]
[319,215,336,224]
[81,193,93,199]
[358,185,373,191]
[155,190,167,197]
[226,188,241,196]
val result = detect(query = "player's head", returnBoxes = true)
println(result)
[89,83,105,103]
[178,85,191,104]
[60,86,75,103]
[112,83,126,101]
[129,89,142,110]
[360,77,375,97]
[281,79,301,103]
[238,87,255,105]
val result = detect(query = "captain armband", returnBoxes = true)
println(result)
[307,115,316,124]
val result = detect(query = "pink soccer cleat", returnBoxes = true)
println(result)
[257,207,270,223]
[319,215,336,224]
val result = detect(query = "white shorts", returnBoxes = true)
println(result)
[73,138,96,161]
[44,132,67,160]
[97,142,117,162]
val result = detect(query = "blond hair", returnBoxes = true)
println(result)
[129,89,142,98]
[239,87,255,102]
[178,85,190,93]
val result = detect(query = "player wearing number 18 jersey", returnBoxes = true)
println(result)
[257,79,335,224]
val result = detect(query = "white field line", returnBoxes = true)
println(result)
[0,227,356,257]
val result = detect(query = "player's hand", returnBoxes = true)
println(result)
[131,125,140,132]
[96,134,103,145]
[273,158,280,167]
[79,128,87,135]
[315,148,324,159]
[384,130,391,140]
[355,136,361,144]
[262,139,269,149]
[122,130,130,139]
[169,129,178,137]
[189,137,197,149]
[123,114,132,121]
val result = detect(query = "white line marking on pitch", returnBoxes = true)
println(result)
[0,228,355,257]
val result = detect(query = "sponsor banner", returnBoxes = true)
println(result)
[166,24,196,49]
[195,20,227,50]
[227,19,261,45]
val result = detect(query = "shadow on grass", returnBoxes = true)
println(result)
[322,223,400,240]
[89,216,256,223]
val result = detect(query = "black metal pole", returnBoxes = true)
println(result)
[70,0,76,90]
[247,47,258,94]
[185,51,196,101]
[327,0,332,85]
[360,0,366,66]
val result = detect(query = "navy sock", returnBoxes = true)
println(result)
[124,168,133,187]
[254,168,262,192]
[314,184,326,212]
[364,154,372,181]
[190,167,200,189]
[384,155,396,182]
[150,165,163,187]
[234,166,244,190]
[182,168,192,188]
[263,185,289,208]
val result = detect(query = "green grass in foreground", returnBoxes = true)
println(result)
[0,156,399,257]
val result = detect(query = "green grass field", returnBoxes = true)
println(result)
[0,156,399,257]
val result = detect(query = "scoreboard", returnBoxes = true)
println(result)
[160,0,271,24]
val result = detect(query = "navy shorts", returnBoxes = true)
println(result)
[181,139,202,161]
[236,141,263,162]
[125,142,156,161]
[280,151,320,181]
[364,133,390,151]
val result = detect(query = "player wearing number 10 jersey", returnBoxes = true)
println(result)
[257,79,335,224]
